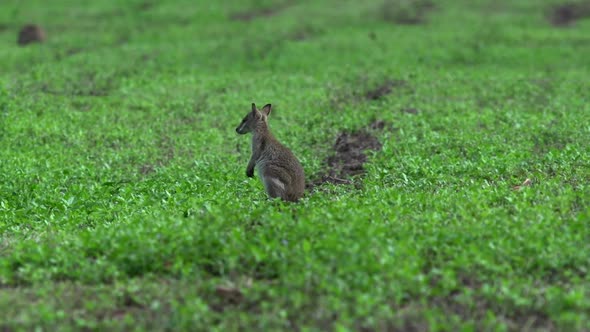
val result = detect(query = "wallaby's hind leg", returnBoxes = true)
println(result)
[262,173,287,200]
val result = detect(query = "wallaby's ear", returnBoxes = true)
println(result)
[251,103,257,114]
[261,104,272,116]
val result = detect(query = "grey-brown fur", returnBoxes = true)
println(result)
[18,24,46,46]
[236,103,305,202]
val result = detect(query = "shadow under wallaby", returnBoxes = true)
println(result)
[236,103,305,202]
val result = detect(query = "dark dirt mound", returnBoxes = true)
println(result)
[368,120,387,130]
[328,77,409,111]
[548,2,590,26]
[137,1,154,11]
[381,0,435,25]
[213,285,244,310]
[328,131,382,177]
[308,121,387,189]
[230,1,294,21]
[365,80,405,101]
[288,26,323,41]
[17,24,46,46]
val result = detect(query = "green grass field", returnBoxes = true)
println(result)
[1,0,590,330]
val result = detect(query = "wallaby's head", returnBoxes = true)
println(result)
[235,103,272,134]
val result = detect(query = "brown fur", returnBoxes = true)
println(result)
[236,103,305,202]
[18,24,45,46]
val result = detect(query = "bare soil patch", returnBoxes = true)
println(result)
[308,121,389,189]
[230,1,294,21]
[548,2,590,26]
[381,0,435,25]
[213,284,244,309]
[329,78,408,111]
[137,1,154,11]
[365,80,405,101]
[288,25,323,41]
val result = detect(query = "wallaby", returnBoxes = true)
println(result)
[236,103,305,202]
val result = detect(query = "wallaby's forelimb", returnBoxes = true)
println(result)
[246,145,261,177]
[246,157,256,177]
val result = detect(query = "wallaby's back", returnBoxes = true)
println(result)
[258,136,305,202]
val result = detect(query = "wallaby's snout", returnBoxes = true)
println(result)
[235,118,248,134]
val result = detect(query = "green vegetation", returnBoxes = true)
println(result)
[1,0,589,330]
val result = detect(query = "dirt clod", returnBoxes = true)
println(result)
[365,80,405,101]
[369,120,387,130]
[288,26,322,41]
[215,285,244,305]
[230,1,294,21]
[381,0,436,25]
[139,164,155,175]
[137,1,153,11]
[548,2,590,26]
[17,24,46,46]
[327,77,409,111]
